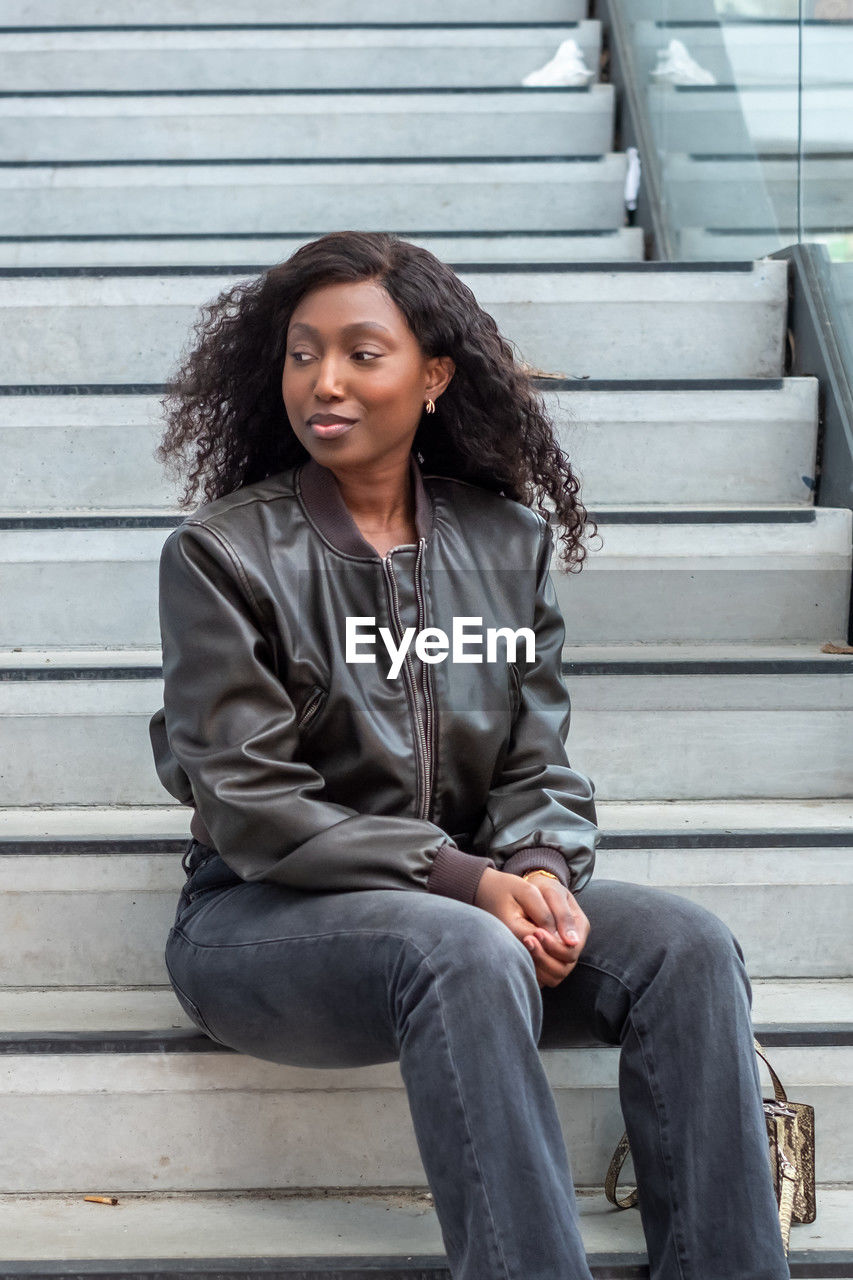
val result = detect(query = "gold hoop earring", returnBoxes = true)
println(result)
[424,398,435,414]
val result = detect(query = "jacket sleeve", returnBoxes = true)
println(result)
[469,517,600,893]
[149,520,495,903]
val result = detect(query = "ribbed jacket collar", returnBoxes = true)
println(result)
[295,451,435,560]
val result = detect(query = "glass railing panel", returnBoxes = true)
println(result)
[617,0,798,259]
[799,3,853,382]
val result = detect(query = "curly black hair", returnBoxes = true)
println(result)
[155,230,598,573]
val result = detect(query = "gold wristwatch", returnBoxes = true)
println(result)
[521,868,561,883]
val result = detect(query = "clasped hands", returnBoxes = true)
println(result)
[473,866,590,989]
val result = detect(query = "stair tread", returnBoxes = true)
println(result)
[2,515,849,567]
[0,501,837,517]
[0,1186,848,1265]
[4,641,853,667]
[0,230,646,270]
[0,979,850,1037]
[0,155,629,179]
[0,22,598,45]
[0,798,851,842]
[1,84,612,103]
[560,643,853,668]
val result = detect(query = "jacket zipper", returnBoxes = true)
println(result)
[381,541,433,822]
[414,538,436,820]
[297,686,326,732]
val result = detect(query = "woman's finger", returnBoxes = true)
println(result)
[531,927,577,963]
[523,934,574,987]
[534,884,577,947]
[541,884,589,949]
[515,880,559,933]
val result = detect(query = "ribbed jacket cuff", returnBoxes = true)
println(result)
[427,842,496,904]
[501,846,570,889]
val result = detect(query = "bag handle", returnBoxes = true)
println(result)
[754,1036,788,1104]
[604,1132,638,1209]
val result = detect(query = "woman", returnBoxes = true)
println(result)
[148,231,790,1280]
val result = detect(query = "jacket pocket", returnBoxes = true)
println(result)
[297,684,328,733]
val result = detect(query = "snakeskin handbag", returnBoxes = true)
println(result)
[604,1037,816,1256]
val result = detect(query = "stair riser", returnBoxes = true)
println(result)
[647,85,853,156]
[0,677,850,804]
[0,564,848,646]
[628,0,798,16]
[2,522,849,645]
[0,867,849,986]
[551,564,851,646]
[634,21,853,86]
[0,0,589,20]
[666,162,850,232]
[0,382,819,510]
[0,164,629,237]
[0,1046,848,1191]
[0,27,601,92]
[679,230,803,260]
[0,264,789,382]
[552,385,819,505]
[0,230,646,269]
[0,90,614,163]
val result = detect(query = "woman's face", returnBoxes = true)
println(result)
[282,278,454,471]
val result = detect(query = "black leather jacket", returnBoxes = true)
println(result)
[149,451,600,904]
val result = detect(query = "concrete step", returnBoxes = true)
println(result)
[646,84,853,155]
[0,0,589,20]
[633,17,853,86]
[548,506,852,645]
[0,23,603,91]
[0,645,850,806]
[630,0,824,18]
[0,157,630,238]
[663,155,852,233]
[1,823,850,985]
[0,86,616,163]
[0,261,789,382]
[1,507,848,647]
[0,229,646,269]
[563,643,853,801]
[5,797,851,842]
[678,228,846,260]
[3,980,847,1041]
[0,379,819,511]
[0,1186,847,1278]
[548,378,819,506]
[2,798,850,986]
[0,985,848,1192]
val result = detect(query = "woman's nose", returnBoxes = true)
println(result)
[312,355,346,397]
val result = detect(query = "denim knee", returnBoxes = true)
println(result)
[419,906,544,1037]
[648,892,753,1009]
[675,895,747,965]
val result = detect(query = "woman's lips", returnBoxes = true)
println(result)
[309,420,357,438]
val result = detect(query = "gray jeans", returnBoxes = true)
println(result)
[165,839,791,1280]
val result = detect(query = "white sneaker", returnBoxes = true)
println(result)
[649,38,717,86]
[522,38,596,88]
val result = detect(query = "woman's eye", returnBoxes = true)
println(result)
[288,351,380,363]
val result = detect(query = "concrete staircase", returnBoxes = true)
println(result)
[0,1,851,1276]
